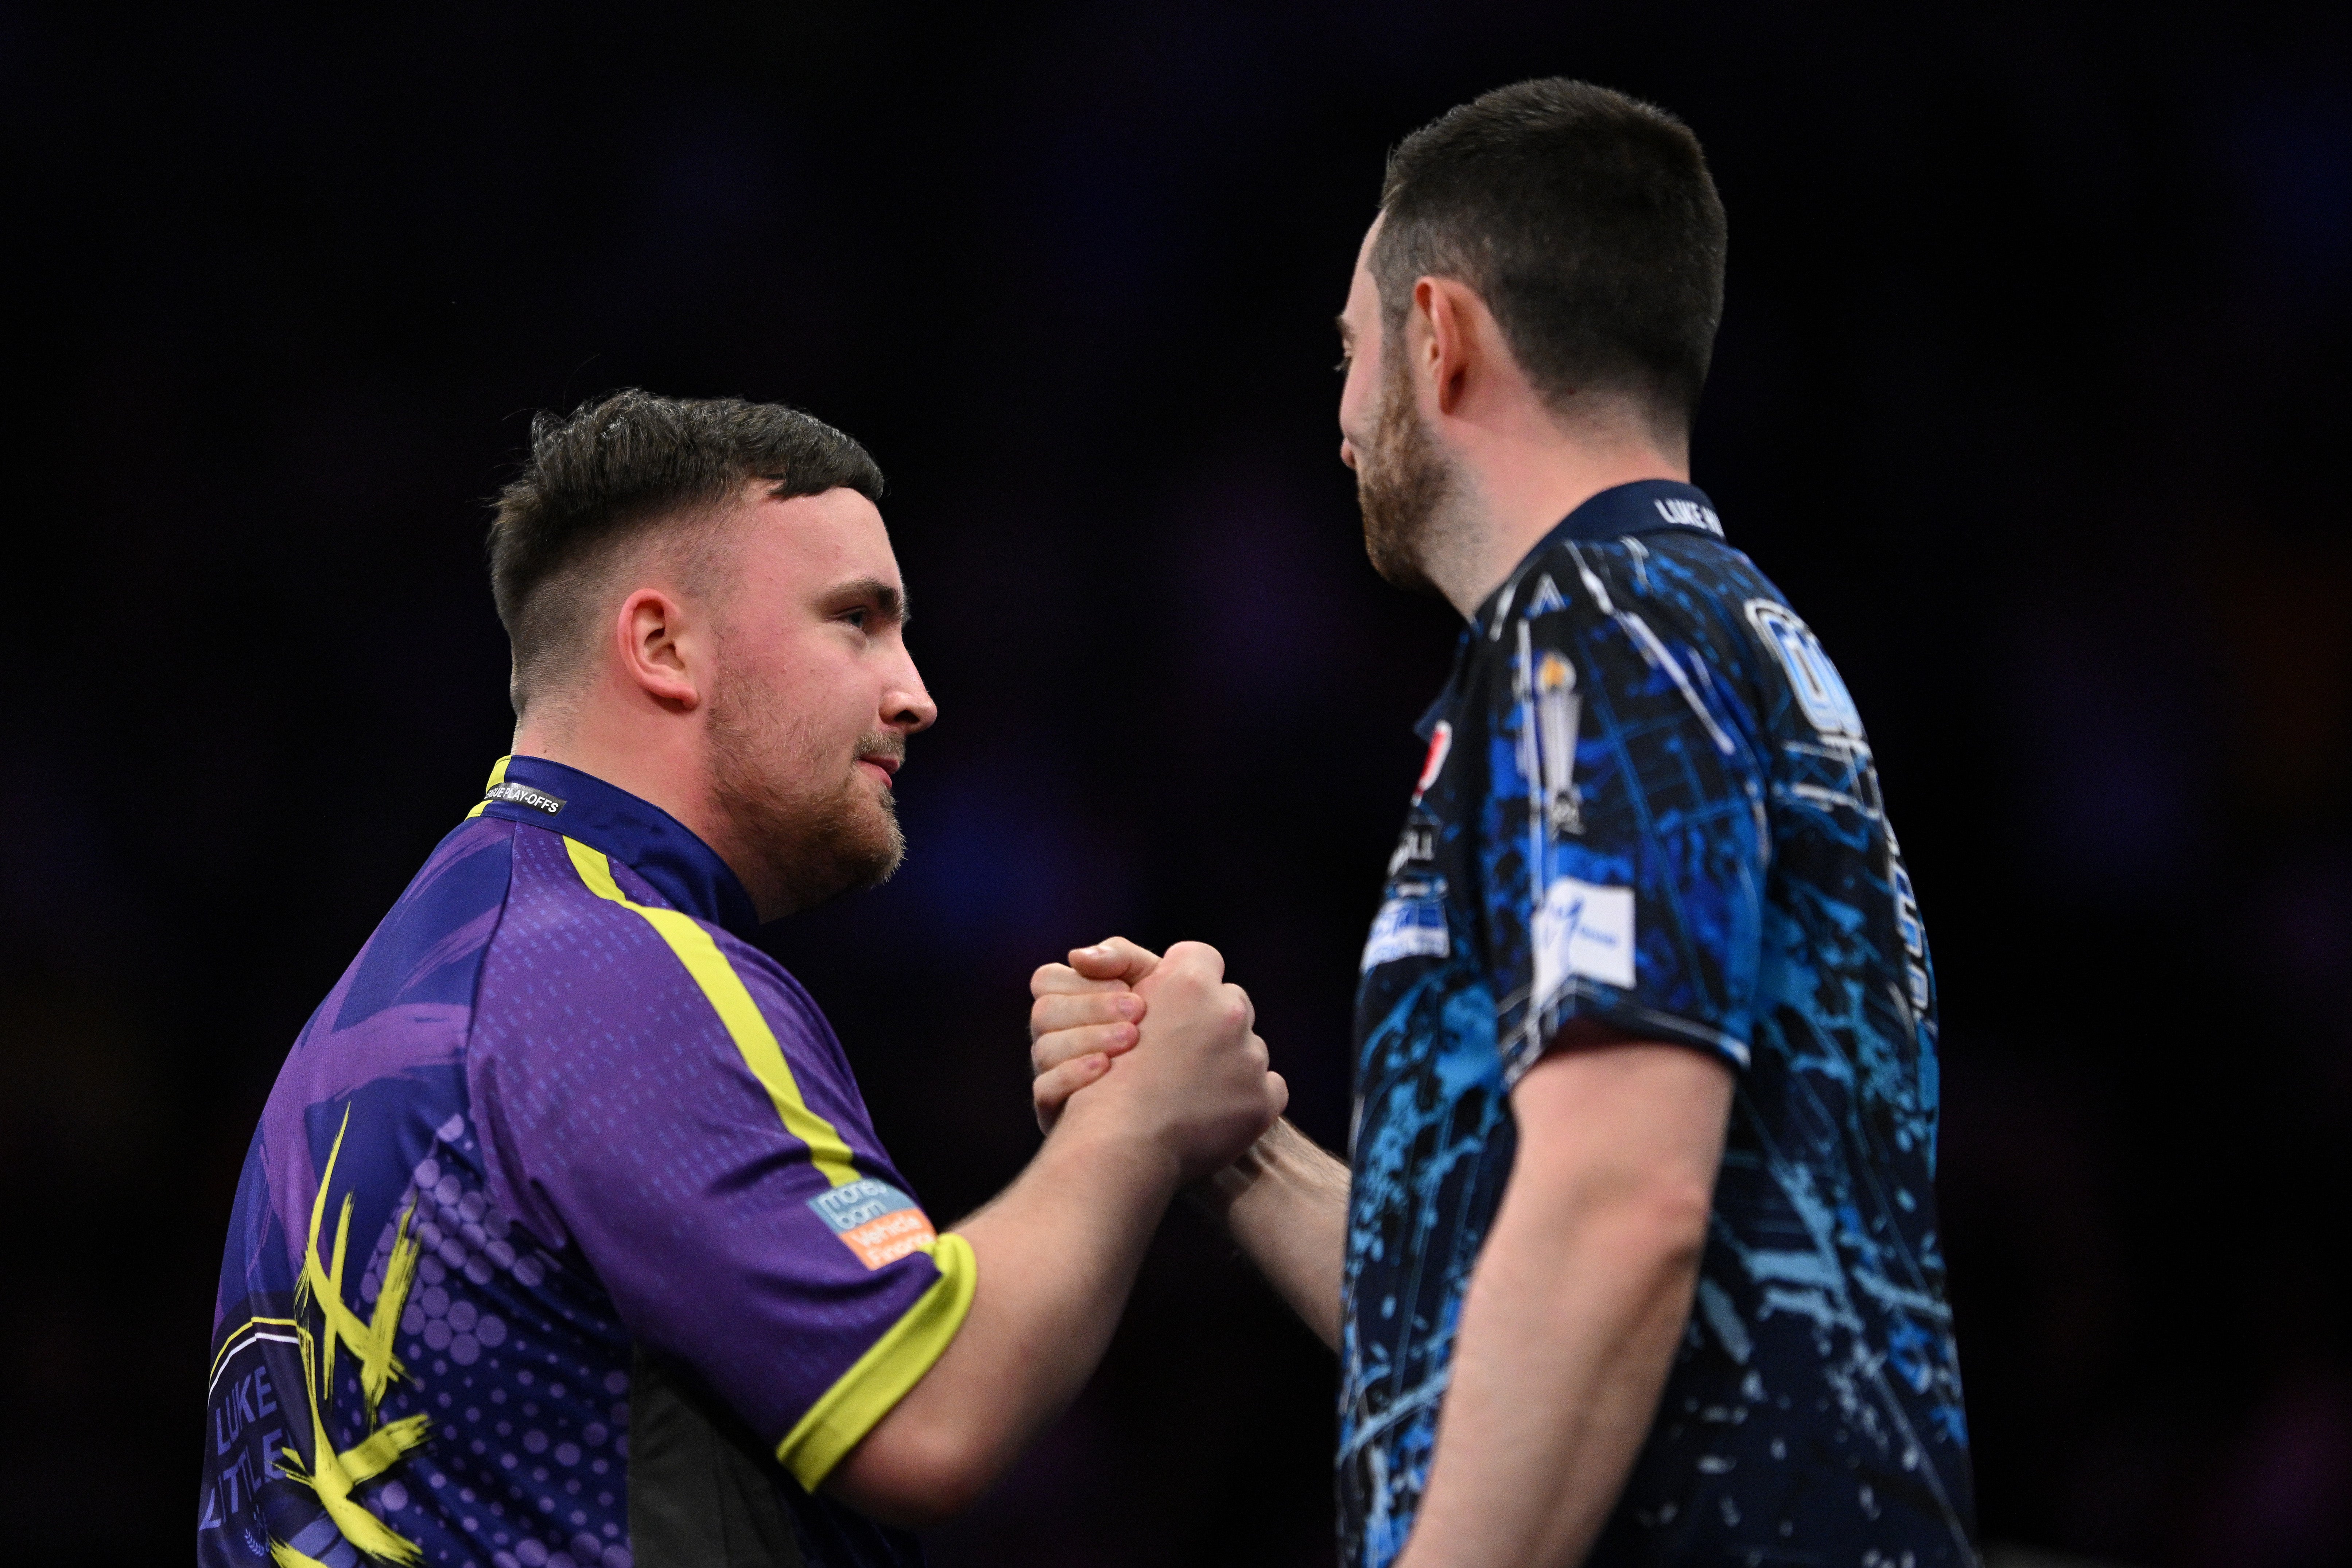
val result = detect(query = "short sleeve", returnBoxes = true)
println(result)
[470,840,973,1490]
[1480,563,1769,1085]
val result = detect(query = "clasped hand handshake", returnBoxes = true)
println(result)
[1026,938,1286,1182]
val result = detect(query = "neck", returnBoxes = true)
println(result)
[512,686,729,862]
[1428,425,1688,618]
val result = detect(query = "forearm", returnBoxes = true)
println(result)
[1397,1195,1705,1568]
[827,1120,1179,1523]
[1190,1117,1349,1349]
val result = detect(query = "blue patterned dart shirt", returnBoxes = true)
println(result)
[1340,480,1977,1568]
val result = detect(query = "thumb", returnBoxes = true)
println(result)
[1070,935,1162,985]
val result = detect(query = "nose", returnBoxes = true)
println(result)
[1339,436,1359,471]
[884,654,938,735]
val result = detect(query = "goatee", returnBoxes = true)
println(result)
[706,664,906,920]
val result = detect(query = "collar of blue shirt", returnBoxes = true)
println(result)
[1471,478,1725,634]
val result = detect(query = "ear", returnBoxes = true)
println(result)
[614,587,706,712]
[1412,276,1484,417]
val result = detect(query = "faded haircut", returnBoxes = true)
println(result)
[488,389,884,716]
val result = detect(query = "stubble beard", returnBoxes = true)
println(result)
[705,659,906,921]
[1354,352,1462,598]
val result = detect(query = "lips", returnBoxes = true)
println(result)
[857,755,900,787]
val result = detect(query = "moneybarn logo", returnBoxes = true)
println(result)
[808,1179,937,1269]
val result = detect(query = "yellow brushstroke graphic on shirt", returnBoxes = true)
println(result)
[270,1107,433,1564]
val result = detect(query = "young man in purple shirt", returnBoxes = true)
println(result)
[197,390,1286,1568]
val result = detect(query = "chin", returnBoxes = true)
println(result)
[852,809,906,889]
[716,767,907,919]
[815,793,907,902]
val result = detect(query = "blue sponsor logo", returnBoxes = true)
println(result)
[809,1178,916,1234]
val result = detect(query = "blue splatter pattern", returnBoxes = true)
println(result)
[1340,482,1976,1567]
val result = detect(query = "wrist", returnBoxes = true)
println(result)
[1183,1120,1335,1223]
[1045,1100,1185,1200]
[1183,1143,1265,1222]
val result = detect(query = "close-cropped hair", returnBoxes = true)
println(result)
[488,389,885,716]
[1375,78,1727,443]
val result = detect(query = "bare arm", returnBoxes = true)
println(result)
[1030,939,1350,1351]
[827,943,1286,1527]
[1396,1038,1732,1568]
[1189,1117,1350,1349]
[826,1118,1175,1526]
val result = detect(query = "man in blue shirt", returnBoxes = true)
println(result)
[1030,79,1976,1566]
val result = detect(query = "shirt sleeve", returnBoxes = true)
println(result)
[471,840,973,1490]
[1479,559,1770,1086]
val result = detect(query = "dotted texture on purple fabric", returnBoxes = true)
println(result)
[200,767,939,1568]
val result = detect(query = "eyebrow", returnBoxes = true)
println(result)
[831,575,911,626]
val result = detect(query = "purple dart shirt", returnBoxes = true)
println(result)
[198,756,973,1568]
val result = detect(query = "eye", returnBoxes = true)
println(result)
[1334,352,1352,374]
[841,606,869,630]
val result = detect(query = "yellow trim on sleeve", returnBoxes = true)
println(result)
[775,1231,978,1490]
[465,755,513,818]
[561,836,862,1187]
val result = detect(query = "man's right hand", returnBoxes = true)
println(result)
[1032,939,1285,1182]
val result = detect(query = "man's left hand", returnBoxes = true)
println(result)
[1028,937,1161,1133]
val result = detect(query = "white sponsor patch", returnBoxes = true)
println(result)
[1745,599,1863,738]
[1361,896,1449,972]
[1533,876,1636,998]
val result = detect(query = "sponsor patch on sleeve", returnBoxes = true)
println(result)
[807,1179,937,1269]
[1533,875,1636,999]
[1361,894,1449,973]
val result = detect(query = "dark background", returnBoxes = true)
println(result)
[6,2,2349,1564]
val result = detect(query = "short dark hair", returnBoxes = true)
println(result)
[489,389,885,715]
[1374,78,1726,442]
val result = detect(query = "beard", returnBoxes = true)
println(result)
[1354,353,1460,596]
[705,660,906,921]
